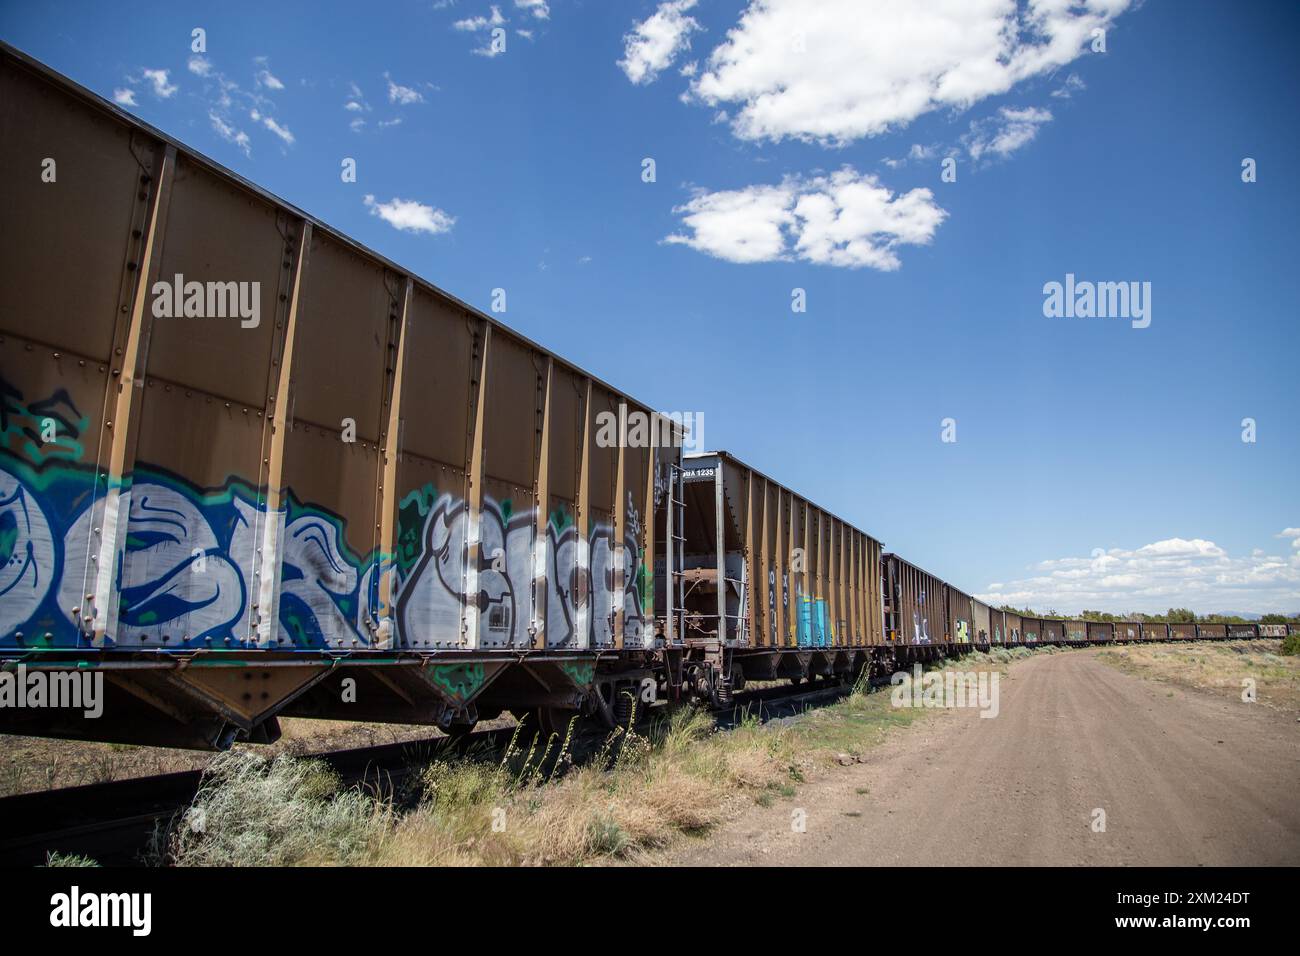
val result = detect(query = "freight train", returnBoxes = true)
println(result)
[0,45,1286,750]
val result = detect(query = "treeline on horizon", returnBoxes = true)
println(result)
[994,607,1300,625]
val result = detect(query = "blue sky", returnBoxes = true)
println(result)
[4,0,1297,614]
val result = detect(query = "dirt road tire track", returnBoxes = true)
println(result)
[662,649,1300,866]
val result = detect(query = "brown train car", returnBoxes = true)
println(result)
[989,608,1006,644]
[882,554,947,648]
[678,452,883,653]
[1004,612,1023,643]
[1115,621,1140,641]
[1020,617,1040,643]
[1141,622,1170,640]
[1259,624,1287,638]
[1086,622,1114,642]
[1169,623,1197,640]
[0,44,681,747]
[1226,624,1258,639]
[947,586,974,644]
[1063,620,1088,643]
[972,598,993,645]
[1196,623,1228,640]
[1041,619,1065,643]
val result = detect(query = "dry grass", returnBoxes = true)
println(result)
[157,679,941,868]
[0,717,494,798]
[1097,639,1300,713]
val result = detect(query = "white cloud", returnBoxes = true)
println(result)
[964,105,1053,161]
[257,113,295,145]
[187,55,213,77]
[977,536,1300,615]
[665,167,946,270]
[385,73,425,105]
[882,142,939,169]
[454,5,505,30]
[689,0,1128,145]
[209,111,252,157]
[620,0,702,85]
[140,68,177,99]
[1052,72,1086,98]
[343,81,371,125]
[1277,527,1300,549]
[112,88,137,107]
[515,0,549,19]
[364,194,456,235]
[256,68,285,91]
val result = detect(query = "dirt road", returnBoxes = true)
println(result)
[662,649,1300,866]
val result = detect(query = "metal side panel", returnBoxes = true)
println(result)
[115,155,293,650]
[1,54,166,650]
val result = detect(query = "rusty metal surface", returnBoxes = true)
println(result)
[971,598,992,643]
[947,586,973,644]
[682,452,882,649]
[1086,622,1114,642]
[882,553,948,647]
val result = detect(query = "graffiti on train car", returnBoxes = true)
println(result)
[2,456,650,649]
[1,379,648,649]
[0,454,364,648]
[393,484,648,648]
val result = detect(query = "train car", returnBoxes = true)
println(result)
[947,586,974,644]
[1021,617,1040,643]
[882,554,950,660]
[1041,619,1064,643]
[0,44,682,747]
[1141,622,1169,641]
[1226,624,1258,640]
[1170,623,1197,640]
[676,451,884,693]
[1115,621,1140,641]
[1196,623,1228,641]
[989,607,1005,644]
[1260,624,1287,638]
[1004,611,1023,644]
[972,598,993,646]
[1086,622,1114,643]
[1289,624,1300,636]
[1063,620,1087,643]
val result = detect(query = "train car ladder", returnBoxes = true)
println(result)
[664,462,687,643]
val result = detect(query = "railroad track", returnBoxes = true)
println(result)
[0,676,865,866]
